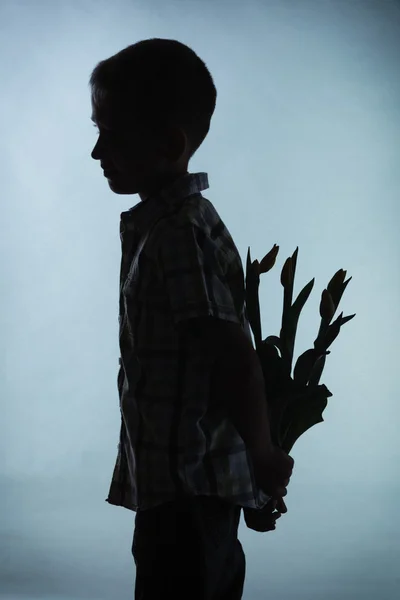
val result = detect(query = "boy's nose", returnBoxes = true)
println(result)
[91,139,101,160]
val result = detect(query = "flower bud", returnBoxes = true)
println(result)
[252,259,260,277]
[259,244,279,274]
[280,257,293,287]
[319,289,335,322]
[327,269,346,310]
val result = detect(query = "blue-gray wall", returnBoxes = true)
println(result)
[1,1,399,598]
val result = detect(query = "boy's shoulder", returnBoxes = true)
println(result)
[147,194,222,249]
[167,194,220,232]
[148,194,242,270]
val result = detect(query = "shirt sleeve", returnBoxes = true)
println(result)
[157,222,242,328]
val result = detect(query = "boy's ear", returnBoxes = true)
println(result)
[160,126,188,161]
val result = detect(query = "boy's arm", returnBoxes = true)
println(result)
[178,316,274,459]
[180,318,295,502]
[156,221,274,459]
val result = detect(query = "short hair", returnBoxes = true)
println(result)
[89,38,217,159]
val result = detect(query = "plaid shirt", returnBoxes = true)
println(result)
[105,172,270,512]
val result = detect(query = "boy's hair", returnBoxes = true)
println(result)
[89,38,217,159]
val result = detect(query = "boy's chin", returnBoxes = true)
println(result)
[106,173,140,195]
[107,181,137,195]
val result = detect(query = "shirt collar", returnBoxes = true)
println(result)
[120,172,209,238]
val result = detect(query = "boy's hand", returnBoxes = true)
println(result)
[273,497,288,514]
[248,496,288,532]
[251,445,294,498]
[263,497,285,531]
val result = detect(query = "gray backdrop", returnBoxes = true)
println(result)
[1,0,399,598]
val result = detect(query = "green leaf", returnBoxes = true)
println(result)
[246,247,252,276]
[279,249,302,378]
[291,278,315,322]
[293,348,318,387]
[257,341,285,394]
[257,340,281,362]
[324,311,343,349]
[291,247,299,281]
[326,269,345,308]
[280,386,331,454]
[264,335,282,354]
[308,354,327,387]
[280,276,314,380]
[245,248,262,347]
[319,289,336,323]
[341,313,356,326]
[268,395,290,447]
[279,312,297,378]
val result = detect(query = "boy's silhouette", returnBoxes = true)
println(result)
[89,38,294,600]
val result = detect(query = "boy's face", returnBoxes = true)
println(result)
[90,98,189,199]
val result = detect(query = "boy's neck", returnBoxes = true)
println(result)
[139,169,189,202]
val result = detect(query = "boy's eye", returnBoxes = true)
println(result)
[93,124,120,139]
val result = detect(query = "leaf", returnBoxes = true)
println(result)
[293,348,318,387]
[264,335,282,354]
[258,340,281,362]
[308,353,327,387]
[279,249,300,377]
[291,278,315,322]
[279,312,297,378]
[246,293,262,347]
[268,402,286,447]
[324,311,343,349]
[319,289,335,323]
[280,386,331,454]
[327,269,346,308]
[282,398,327,454]
[246,247,252,277]
[291,247,299,281]
[316,311,355,353]
[341,313,356,326]
[245,248,262,347]
[280,278,314,380]
[257,341,284,393]
[316,311,355,354]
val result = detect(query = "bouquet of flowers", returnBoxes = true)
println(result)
[243,244,355,532]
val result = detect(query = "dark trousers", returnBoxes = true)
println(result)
[132,495,246,600]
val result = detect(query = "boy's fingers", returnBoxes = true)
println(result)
[271,497,287,514]
[277,498,287,513]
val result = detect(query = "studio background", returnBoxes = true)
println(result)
[1,1,399,598]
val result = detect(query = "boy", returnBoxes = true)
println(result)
[89,38,294,600]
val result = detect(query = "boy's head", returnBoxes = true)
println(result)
[89,38,217,198]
